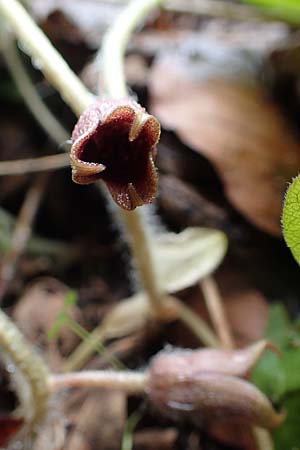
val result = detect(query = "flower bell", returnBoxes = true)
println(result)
[70,98,161,210]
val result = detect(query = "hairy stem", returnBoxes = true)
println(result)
[101,0,162,98]
[0,0,94,115]
[0,309,50,426]
[101,0,165,316]
[50,370,147,393]
[119,209,164,315]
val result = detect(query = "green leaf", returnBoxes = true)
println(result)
[282,176,300,265]
[273,394,300,450]
[253,304,300,400]
[252,305,300,449]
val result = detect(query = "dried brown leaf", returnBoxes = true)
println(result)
[149,58,300,235]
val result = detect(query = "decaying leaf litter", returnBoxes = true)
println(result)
[0,1,300,449]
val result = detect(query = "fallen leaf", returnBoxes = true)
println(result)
[149,55,300,235]
[153,227,227,293]
[13,278,83,370]
[64,389,126,450]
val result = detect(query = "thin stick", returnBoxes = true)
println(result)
[50,370,147,393]
[0,174,48,303]
[0,0,95,116]
[0,34,69,144]
[99,0,299,24]
[200,276,273,450]
[200,276,234,350]
[0,153,70,176]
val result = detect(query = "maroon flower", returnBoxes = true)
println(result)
[70,98,161,210]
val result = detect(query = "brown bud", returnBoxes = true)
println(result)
[70,98,161,210]
[148,341,271,380]
[148,355,284,429]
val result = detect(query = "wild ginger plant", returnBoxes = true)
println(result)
[0,0,285,448]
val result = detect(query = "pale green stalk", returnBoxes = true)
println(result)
[0,0,94,115]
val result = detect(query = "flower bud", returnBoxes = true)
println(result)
[70,98,160,210]
[148,350,284,429]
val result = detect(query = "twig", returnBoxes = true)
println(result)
[200,276,274,450]
[0,174,48,303]
[100,0,298,24]
[172,297,220,348]
[0,34,69,144]
[0,0,95,116]
[200,275,234,350]
[0,153,70,176]
[50,370,147,393]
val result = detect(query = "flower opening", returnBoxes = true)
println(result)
[70,98,160,210]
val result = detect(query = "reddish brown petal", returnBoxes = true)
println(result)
[70,99,160,209]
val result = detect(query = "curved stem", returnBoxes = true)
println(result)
[101,0,165,316]
[0,0,95,115]
[0,34,69,144]
[50,370,147,393]
[0,309,50,426]
[101,0,162,98]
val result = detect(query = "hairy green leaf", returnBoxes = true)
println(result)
[282,176,300,264]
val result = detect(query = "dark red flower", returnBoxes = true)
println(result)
[70,98,161,210]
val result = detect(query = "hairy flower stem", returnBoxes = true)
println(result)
[101,0,163,98]
[50,370,147,393]
[0,309,50,427]
[100,0,166,317]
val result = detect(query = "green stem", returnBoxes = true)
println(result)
[0,0,94,115]
[101,0,162,98]
[101,0,166,316]
[0,309,50,427]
